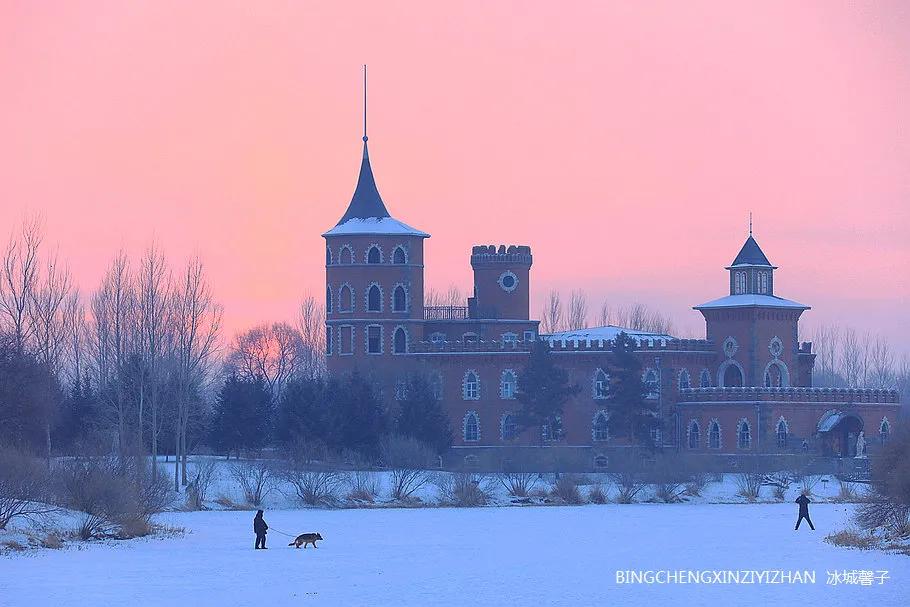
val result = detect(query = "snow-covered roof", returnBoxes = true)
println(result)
[693,294,810,311]
[545,325,674,345]
[322,216,430,238]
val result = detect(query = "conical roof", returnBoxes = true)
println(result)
[335,141,390,225]
[731,235,772,267]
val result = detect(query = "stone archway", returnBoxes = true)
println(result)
[817,411,864,457]
[718,360,745,387]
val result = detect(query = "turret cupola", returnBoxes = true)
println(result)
[726,232,776,296]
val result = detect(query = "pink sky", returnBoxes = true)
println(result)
[1,1,908,348]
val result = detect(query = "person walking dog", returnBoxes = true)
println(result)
[254,510,269,549]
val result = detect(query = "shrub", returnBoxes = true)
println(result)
[381,436,437,501]
[436,473,491,506]
[550,475,583,504]
[588,483,608,504]
[344,470,379,503]
[683,473,710,498]
[185,460,219,511]
[837,479,857,502]
[824,529,878,550]
[497,472,538,498]
[55,456,171,539]
[229,461,275,507]
[0,448,55,529]
[854,426,910,535]
[735,473,763,501]
[41,533,62,549]
[766,472,791,501]
[281,468,343,507]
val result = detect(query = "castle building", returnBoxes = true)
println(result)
[323,126,900,470]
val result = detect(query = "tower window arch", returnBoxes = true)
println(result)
[763,360,789,388]
[643,369,659,399]
[737,418,751,450]
[501,414,517,441]
[678,369,691,390]
[776,417,789,448]
[367,284,382,312]
[463,412,480,442]
[542,416,562,442]
[326,285,333,313]
[392,327,408,354]
[699,369,711,388]
[593,368,609,399]
[338,284,354,312]
[687,420,700,449]
[392,284,408,312]
[708,419,721,449]
[366,245,382,264]
[593,411,609,442]
[339,245,353,265]
[500,370,517,399]
[326,247,332,266]
[392,246,407,264]
[463,370,480,400]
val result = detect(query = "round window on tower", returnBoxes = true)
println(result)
[498,271,518,293]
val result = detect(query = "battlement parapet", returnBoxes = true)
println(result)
[470,244,532,266]
[678,386,900,404]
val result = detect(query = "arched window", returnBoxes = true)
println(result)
[644,369,659,398]
[367,246,381,264]
[463,412,480,442]
[687,420,700,449]
[734,271,745,294]
[326,327,332,355]
[593,369,609,399]
[326,285,333,313]
[463,371,479,400]
[542,416,562,442]
[393,285,407,312]
[500,370,517,399]
[765,364,782,388]
[594,455,609,469]
[367,284,381,312]
[760,272,769,294]
[678,369,691,390]
[723,364,743,387]
[393,327,407,354]
[392,246,407,264]
[430,373,443,401]
[501,414,517,441]
[339,246,353,265]
[339,285,354,312]
[708,420,721,449]
[880,418,891,443]
[325,247,332,265]
[777,417,789,448]
[699,369,711,388]
[737,419,751,449]
[593,411,609,441]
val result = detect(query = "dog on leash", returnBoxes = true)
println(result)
[288,532,324,549]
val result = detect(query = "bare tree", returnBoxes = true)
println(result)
[297,294,326,380]
[868,335,895,389]
[841,328,862,388]
[567,290,588,330]
[135,244,173,479]
[0,216,43,354]
[424,284,464,308]
[227,322,305,402]
[596,300,612,327]
[171,257,222,489]
[539,289,564,334]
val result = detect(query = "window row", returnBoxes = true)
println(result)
[460,411,613,443]
[326,325,409,355]
[326,244,408,265]
[460,369,518,400]
[685,417,754,450]
[428,330,537,344]
[327,283,410,314]
[732,270,771,295]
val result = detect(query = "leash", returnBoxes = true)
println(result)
[266,527,296,538]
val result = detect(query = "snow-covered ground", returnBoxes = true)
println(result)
[1,504,906,606]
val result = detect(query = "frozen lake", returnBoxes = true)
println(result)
[1,503,906,606]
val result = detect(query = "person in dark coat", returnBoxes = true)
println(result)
[254,510,269,549]
[795,492,815,530]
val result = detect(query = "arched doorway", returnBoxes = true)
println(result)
[723,364,743,387]
[817,411,863,457]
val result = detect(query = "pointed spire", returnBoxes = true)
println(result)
[336,65,391,225]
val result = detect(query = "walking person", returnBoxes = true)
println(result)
[254,510,269,549]
[795,492,815,530]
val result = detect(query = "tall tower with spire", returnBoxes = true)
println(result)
[323,67,429,381]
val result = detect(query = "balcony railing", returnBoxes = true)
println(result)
[424,306,469,321]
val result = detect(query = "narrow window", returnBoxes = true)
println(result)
[593,369,609,399]
[393,327,407,354]
[464,413,479,442]
[392,246,407,264]
[367,246,381,264]
[737,420,751,449]
[368,285,381,312]
[367,325,382,354]
[393,285,407,312]
[339,246,352,265]
[777,419,788,448]
[709,421,720,449]
[593,412,609,441]
[688,421,700,449]
[500,370,517,399]
[463,371,479,400]
[501,414,517,441]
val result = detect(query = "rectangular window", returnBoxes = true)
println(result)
[523,330,536,342]
[339,325,353,355]
[326,327,333,355]
[367,325,382,354]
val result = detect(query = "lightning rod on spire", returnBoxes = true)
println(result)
[363,64,368,142]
